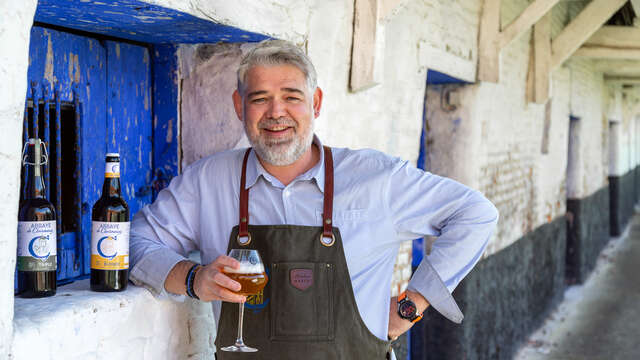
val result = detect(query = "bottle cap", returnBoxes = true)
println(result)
[106,153,120,157]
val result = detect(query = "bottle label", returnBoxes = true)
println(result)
[105,162,120,178]
[91,221,130,270]
[17,221,57,271]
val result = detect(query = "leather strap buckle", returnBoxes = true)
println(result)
[319,233,335,247]
[237,232,252,246]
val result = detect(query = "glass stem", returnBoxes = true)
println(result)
[236,302,245,346]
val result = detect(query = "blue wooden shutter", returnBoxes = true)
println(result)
[22,26,153,285]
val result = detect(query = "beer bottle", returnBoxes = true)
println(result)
[17,138,57,298]
[90,153,129,291]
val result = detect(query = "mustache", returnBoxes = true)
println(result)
[257,117,296,129]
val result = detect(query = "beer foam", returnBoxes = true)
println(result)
[224,263,265,274]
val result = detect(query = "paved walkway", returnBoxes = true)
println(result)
[514,214,640,360]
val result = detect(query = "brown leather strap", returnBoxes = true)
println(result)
[238,146,334,238]
[238,148,251,238]
[322,146,334,239]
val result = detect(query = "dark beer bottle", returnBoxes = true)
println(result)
[90,153,129,292]
[17,138,57,298]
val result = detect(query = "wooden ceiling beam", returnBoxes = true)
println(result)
[478,0,501,82]
[574,46,640,60]
[499,0,560,49]
[349,0,408,92]
[592,59,640,76]
[551,0,627,69]
[584,26,640,48]
[605,75,640,86]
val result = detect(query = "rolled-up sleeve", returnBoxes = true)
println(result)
[129,165,201,298]
[387,161,499,322]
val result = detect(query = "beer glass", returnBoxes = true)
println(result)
[220,249,268,352]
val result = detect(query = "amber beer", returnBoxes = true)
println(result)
[90,153,130,292]
[223,264,268,296]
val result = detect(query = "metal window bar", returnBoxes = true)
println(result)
[73,84,83,275]
[54,83,63,250]
[42,80,51,200]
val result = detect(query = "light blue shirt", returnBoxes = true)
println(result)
[129,136,498,341]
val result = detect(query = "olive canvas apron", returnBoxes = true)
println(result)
[215,146,392,359]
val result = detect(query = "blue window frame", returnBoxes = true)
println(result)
[17,26,178,289]
[17,0,268,292]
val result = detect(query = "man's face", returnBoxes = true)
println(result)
[233,64,322,166]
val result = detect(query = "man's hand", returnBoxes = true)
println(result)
[164,257,246,303]
[193,255,246,303]
[388,290,430,340]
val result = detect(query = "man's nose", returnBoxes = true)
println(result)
[267,99,287,118]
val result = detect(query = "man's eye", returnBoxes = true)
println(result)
[251,98,266,104]
[286,97,301,102]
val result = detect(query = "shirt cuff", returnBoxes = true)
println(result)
[407,258,464,323]
[129,247,188,301]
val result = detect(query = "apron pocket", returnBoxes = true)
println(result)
[270,262,335,342]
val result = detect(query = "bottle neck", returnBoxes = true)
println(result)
[24,142,46,199]
[102,176,122,197]
[26,164,46,199]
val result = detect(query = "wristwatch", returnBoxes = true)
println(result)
[397,291,423,323]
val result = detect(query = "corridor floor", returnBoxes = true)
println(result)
[514,214,640,360]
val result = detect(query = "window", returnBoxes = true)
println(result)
[16,25,177,290]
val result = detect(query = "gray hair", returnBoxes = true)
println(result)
[237,39,318,95]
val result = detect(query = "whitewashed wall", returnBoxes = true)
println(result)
[0,0,38,354]
[419,0,621,255]
[11,280,215,360]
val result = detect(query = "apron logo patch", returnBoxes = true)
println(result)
[290,269,313,291]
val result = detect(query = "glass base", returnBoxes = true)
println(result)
[220,344,258,352]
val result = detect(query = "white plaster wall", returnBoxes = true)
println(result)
[178,43,251,169]
[0,0,38,356]
[604,85,640,176]
[144,0,309,44]
[420,0,617,255]
[621,89,637,174]
[567,59,608,194]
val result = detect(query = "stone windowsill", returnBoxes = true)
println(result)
[12,279,215,360]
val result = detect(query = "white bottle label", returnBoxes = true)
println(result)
[17,221,57,271]
[105,162,120,178]
[91,221,130,270]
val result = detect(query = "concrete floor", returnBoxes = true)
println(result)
[514,215,640,360]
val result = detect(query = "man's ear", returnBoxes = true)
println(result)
[232,89,243,122]
[313,87,323,119]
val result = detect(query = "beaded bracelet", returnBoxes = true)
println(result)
[185,263,201,300]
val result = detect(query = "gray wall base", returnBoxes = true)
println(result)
[566,186,609,284]
[610,169,638,236]
[411,217,566,360]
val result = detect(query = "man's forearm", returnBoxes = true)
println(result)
[406,289,430,313]
[164,260,197,296]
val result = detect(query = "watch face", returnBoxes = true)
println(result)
[399,300,417,318]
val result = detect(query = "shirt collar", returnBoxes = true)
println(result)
[244,135,326,193]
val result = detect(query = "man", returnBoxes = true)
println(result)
[130,39,498,359]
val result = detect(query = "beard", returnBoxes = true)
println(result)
[245,116,314,166]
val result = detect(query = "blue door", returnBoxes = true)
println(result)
[23,26,152,283]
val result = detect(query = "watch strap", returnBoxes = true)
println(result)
[185,263,201,300]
